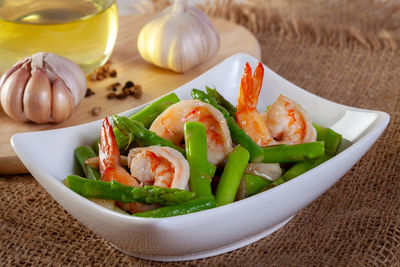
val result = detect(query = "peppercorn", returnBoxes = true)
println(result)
[122,88,131,96]
[125,81,134,88]
[89,74,97,81]
[96,73,106,81]
[107,82,120,88]
[107,82,120,91]
[91,107,101,116]
[132,84,142,99]
[116,93,127,100]
[110,69,117,78]
[107,92,116,99]
[85,88,94,97]
[102,64,110,73]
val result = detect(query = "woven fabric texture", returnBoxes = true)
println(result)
[1,0,399,265]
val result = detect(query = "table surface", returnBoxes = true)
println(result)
[1,1,399,265]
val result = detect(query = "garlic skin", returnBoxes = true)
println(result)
[137,0,220,73]
[0,52,86,124]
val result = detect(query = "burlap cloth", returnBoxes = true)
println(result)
[1,0,399,265]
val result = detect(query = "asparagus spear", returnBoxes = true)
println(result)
[129,93,180,128]
[92,93,180,152]
[259,126,339,190]
[257,177,286,193]
[277,125,340,182]
[205,86,237,117]
[67,175,196,206]
[313,123,342,156]
[215,146,250,206]
[115,93,180,148]
[236,173,272,200]
[74,146,101,180]
[191,88,227,112]
[191,89,217,104]
[191,89,265,162]
[133,196,216,218]
[226,116,265,162]
[112,115,185,154]
[282,154,332,181]
[263,141,325,163]
[184,121,214,196]
[260,128,338,190]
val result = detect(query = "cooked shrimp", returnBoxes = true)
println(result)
[236,62,316,146]
[261,95,316,144]
[99,118,155,213]
[149,99,232,165]
[236,62,274,147]
[99,117,139,186]
[128,146,190,190]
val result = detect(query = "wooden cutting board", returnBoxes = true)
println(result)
[0,14,261,175]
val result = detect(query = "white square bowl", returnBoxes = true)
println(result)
[11,53,389,261]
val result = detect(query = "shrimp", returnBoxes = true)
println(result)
[236,62,316,146]
[236,62,274,147]
[261,95,316,144]
[99,118,155,213]
[149,99,233,165]
[99,117,139,186]
[128,146,189,190]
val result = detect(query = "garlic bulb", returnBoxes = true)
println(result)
[137,0,220,73]
[0,52,86,124]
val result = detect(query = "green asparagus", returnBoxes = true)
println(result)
[191,89,220,111]
[129,93,180,128]
[74,146,101,180]
[273,125,340,182]
[236,173,272,200]
[206,86,237,117]
[191,89,265,162]
[133,196,216,218]
[112,115,185,154]
[263,141,325,163]
[313,123,342,156]
[258,177,286,193]
[226,116,265,162]
[67,175,196,206]
[282,154,332,181]
[215,146,250,206]
[184,121,214,196]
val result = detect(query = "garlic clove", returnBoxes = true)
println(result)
[0,57,30,91]
[23,70,52,124]
[44,53,86,107]
[51,79,74,123]
[0,66,30,122]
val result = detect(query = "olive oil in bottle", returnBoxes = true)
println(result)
[0,0,118,73]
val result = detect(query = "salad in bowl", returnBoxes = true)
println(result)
[66,62,340,218]
[12,54,389,260]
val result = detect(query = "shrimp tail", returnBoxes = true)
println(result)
[236,62,273,147]
[253,62,264,97]
[99,117,139,187]
[99,117,121,176]
[237,62,264,111]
